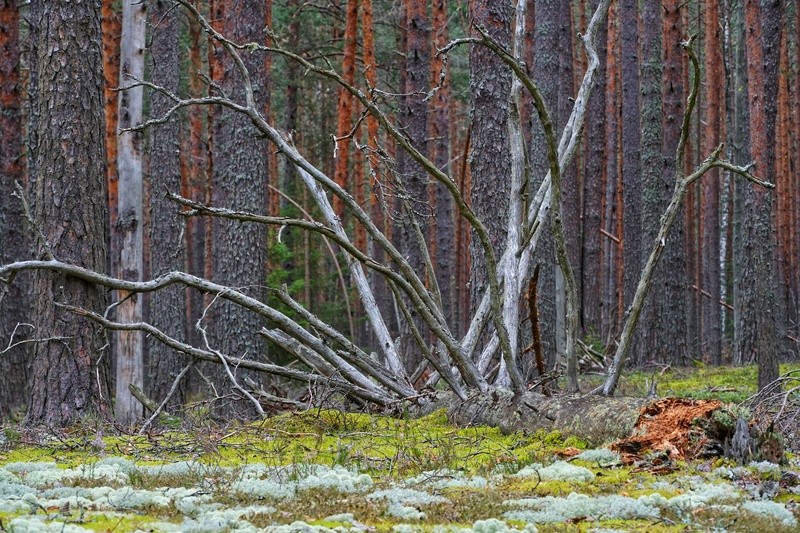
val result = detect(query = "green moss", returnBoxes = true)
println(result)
[586,363,800,404]
[3,374,797,532]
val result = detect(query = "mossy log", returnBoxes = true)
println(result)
[415,391,783,462]
[416,390,650,444]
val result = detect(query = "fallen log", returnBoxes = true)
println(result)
[417,390,650,443]
[415,391,784,463]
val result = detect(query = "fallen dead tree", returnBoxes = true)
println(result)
[419,392,784,466]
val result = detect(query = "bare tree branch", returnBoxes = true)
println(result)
[138,360,195,435]
[55,301,392,406]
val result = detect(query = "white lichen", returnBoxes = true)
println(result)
[666,482,740,514]
[405,470,489,490]
[741,500,798,528]
[324,512,355,523]
[232,477,297,500]
[574,448,621,466]
[470,518,537,533]
[504,493,662,523]
[368,486,447,506]
[386,502,426,520]
[515,462,595,483]
[296,465,373,493]
[749,461,782,480]
[0,468,20,483]
[263,520,341,532]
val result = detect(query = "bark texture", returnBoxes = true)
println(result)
[208,0,269,407]
[418,390,649,444]
[737,0,783,390]
[531,0,559,366]
[102,0,121,256]
[620,0,642,363]
[183,0,208,354]
[431,0,455,330]
[114,0,147,425]
[702,0,723,363]
[333,0,358,217]
[602,2,621,341]
[469,0,512,315]
[27,0,110,426]
[0,0,28,419]
[643,0,688,365]
[639,0,664,360]
[397,0,430,367]
[581,0,606,337]
[146,0,187,411]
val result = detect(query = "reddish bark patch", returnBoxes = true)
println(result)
[610,398,722,463]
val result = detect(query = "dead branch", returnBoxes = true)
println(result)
[137,360,196,435]
[55,301,392,406]
[527,265,548,394]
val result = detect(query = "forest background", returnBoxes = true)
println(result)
[0,0,798,428]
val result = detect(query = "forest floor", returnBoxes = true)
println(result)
[1,364,800,532]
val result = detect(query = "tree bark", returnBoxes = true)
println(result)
[774,15,794,353]
[0,0,28,419]
[469,0,511,312]
[530,0,559,368]
[639,0,663,361]
[146,0,187,412]
[398,0,430,368]
[333,0,359,217]
[101,0,121,263]
[702,0,723,364]
[647,0,688,365]
[362,0,391,344]
[114,0,147,425]
[430,0,455,331]
[419,389,650,444]
[602,2,621,341]
[27,0,111,426]
[581,0,606,340]
[620,0,643,363]
[737,0,783,390]
[207,0,270,411]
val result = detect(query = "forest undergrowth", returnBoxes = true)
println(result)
[1,364,799,532]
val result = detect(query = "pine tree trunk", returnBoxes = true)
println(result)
[431,0,454,331]
[737,0,783,390]
[557,0,577,364]
[397,0,430,368]
[182,0,208,356]
[620,0,643,364]
[27,0,111,426]
[146,0,186,411]
[581,0,606,339]
[0,0,28,419]
[602,2,621,342]
[101,0,120,266]
[645,0,688,365]
[333,0,358,217]
[531,0,559,368]
[207,0,270,412]
[702,0,723,364]
[774,24,794,350]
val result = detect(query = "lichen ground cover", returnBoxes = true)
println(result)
[1,407,799,532]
